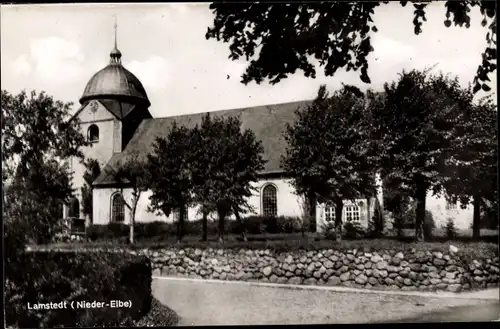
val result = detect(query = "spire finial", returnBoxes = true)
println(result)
[114,15,118,49]
[110,14,122,64]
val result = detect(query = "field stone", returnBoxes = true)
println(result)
[368,277,378,286]
[384,278,394,285]
[436,283,448,290]
[433,259,446,266]
[355,274,368,285]
[324,260,334,269]
[328,277,341,286]
[340,272,351,282]
[304,278,317,285]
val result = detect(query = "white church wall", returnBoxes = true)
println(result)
[315,198,374,233]
[247,178,304,218]
[425,193,473,230]
[70,101,120,192]
[92,177,307,225]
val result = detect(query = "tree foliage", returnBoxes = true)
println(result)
[191,114,266,241]
[1,89,88,249]
[108,154,151,244]
[282,84,379,240]
[147,123,198,242]
[206,1,496,92]
[2,90,87,182]
[441,95,497,237]
[370,69,474,241]
[81,158,101,222]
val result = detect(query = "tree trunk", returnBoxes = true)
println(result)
[472,194,481,240]
[366,197,371,229]
[415,186,426,242]
[308,191,317,232]
[217,204,227,243]
[129,200,138,244]
[177,205,185,243]
[334,199,343,241]
[202,207,208,242]
[218,210,225,243]
[233,205,247,242]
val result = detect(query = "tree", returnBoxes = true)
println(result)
[370,69,474,241]
[191,114,266,242]
[442,95,497,239]
[81,158,101,225]
[2,90,88,247]
[108,154,151,244]
[382,177,412,238]
[206,1,496,93]
[282,85,379,241]
[147,123,197,243]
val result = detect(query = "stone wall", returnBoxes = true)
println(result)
[147,248,498,292]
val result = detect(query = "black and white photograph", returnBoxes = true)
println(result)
[2,1,499,327]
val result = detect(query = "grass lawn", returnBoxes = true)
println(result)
[39,228,498,259]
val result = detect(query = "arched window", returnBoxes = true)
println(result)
[262,184,277,217]
[68,197,80,218]
[87,124,99,143]
[111,193,125,223]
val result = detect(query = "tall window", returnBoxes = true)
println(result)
[87,124,99,143]
[324,203,336,222]
[68,197,80,218]
[345,205,360,222]
[111,193,125,223]
[262,184,277,217]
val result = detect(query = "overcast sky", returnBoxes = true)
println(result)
[1,2,496,118]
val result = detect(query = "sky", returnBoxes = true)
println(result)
[1,2,497,118]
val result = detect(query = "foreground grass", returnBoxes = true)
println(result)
[39,232,498,259]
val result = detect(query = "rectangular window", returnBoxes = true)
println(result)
[446,201,457,210]
[324,204,336,222]
[345,205,360,222]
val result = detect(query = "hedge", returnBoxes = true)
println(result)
[5,250,152,328]
[87,216,303,241]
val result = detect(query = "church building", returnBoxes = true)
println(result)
[63,33,474,234]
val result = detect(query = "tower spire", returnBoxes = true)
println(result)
[110,14,122,64]
[114,15,118,49]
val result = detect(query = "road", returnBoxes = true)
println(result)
[152,277,499,325]
[391,303,499,323]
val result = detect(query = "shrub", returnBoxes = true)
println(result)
[343,220,365,239]
[259,216,302,234]
[320,221,337,240]
[5,250,152,328]
[446,218,457,240]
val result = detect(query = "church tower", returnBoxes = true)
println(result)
[64,19,152,225]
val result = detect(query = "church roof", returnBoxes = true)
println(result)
[79,64,150,107]
[93,99,313,186]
